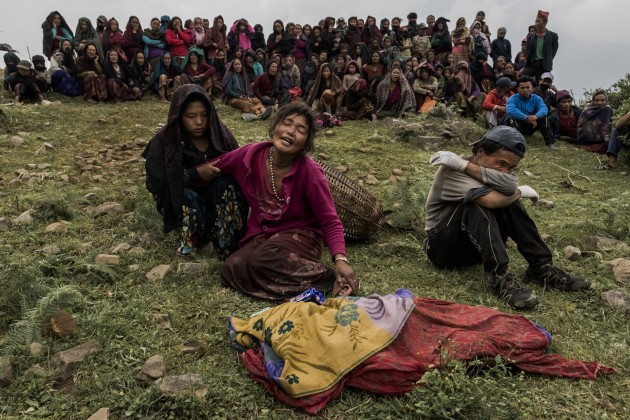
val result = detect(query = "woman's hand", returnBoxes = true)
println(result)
[196,161,221,182]
[332,258,359,297]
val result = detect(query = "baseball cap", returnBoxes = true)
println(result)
[32,55,46,62]
[17,60,32,70]
[470,126,526,158]
[496,77,516,89]
[541,72,554,81]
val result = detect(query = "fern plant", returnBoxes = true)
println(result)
[1,284,84,356]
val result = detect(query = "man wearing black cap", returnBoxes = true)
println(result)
[549,90,582,143]
[10,60,45,104]
[406,12,420,39]
[424,126,590,310]
[31,55,50,93]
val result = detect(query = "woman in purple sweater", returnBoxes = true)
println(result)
[212,103,359,301]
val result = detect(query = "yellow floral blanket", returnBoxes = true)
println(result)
[229,289,414,397]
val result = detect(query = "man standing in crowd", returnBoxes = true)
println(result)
[522,10,558,81]
[424,126,590,310]
[505,76,557,149]
[491,27,511,63]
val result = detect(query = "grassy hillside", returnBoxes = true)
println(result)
[0,91,628,419]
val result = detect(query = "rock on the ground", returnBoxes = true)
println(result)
[366,174,379,185]
[30,342,44,357]
[607,258,630,286]
[112,243,132,253]
[51,340,99,380]
[137,355,165,385]
[534,199,555,209]
[10,136,25,147]
[128,264,141,272]
[160,374,207,398]
[392,168,403,176]
[146,264,172,280]
[95,254,120,265]
[48,310,78,339]
[0,217,9,232]
[150,314,172,330]
[177,263,207,274]
[91,202,124,217]
[45,220,70,233]
[87,407,110,420]
[13,209,34,224]
[563,246,582,261]
[140,233,160,246]
[581,251,603,260]
[0,356,15,387]
[41,245,62,255]
[584,236,630,253]
[602,288,630,308]
[128,246,146,256]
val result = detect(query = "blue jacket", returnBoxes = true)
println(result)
[506,93,548,121]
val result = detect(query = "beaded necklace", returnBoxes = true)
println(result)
[268,147,289,201]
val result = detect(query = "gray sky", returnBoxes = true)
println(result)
[2,0,628,101]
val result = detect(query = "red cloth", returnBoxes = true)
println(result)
[240,297,615,415]
[165,29,191,57]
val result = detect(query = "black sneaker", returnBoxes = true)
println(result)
[524,264,591,291]
[488,272,539,310]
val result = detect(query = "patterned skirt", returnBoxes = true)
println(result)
[177,175,248,260]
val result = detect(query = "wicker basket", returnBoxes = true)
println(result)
[313,158,385,242]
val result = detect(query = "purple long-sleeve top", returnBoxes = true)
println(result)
[215,141,346,258]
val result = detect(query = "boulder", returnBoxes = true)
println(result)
[602,288,630,308]
[137,355,165,385]
[583,236,630,253]
[87,408,110,420]
[45,221,70,233]
[607,258,630,286]
[95,254,120,265]
[160,374,207,398]
[51,340,100,380]
[146,265,172,280]
[91,202,124,217]
[10,136,25,146]
[13,209,34,224]
[563,246,582,261]
[30,342,44,357]
[48,310,78,338]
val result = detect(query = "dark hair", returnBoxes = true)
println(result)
[517,75,533,86]
[266,59,279,71]
[268,103,318,155]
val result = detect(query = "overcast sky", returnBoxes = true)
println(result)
[2,0,628,101]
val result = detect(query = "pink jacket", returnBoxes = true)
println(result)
[215,142,346,257]
[229,23,254,51]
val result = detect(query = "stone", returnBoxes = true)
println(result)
[25,364,47,378]
[140,233,160,246]
[366,174,379,185]
[59,174,70,182]
[48,310,78,338]
[91,202,124,217]
[581,251,603,260]
[150,314,172,329]
[13,209,34,224]
[336,165,348,173]
[137,355,165,385]
[0,356,15,387]
[583,236,630,253]
[160,374,207,398]
[0,217,9,232]
[87,408,110,420]
[601,288,630,308]
[15,168,30,179]
[523,170,540,178]
[10,136,26,146]
[95,254,120,265]
[51,340,100,380]
[146,264,172,280]
[41,245,62,255]
[30,342,44,357]
[17,131,29,137]
[563,246,582,261]
[534,199,555,209]
[84,193,98,202]
[392,168,403,176]
[441,130,454,138]
[112,243,132,253]
[607,258,630,286]
[318,153,330,160]
[45,221,70,233]
[128,264,141,272]
[180,342,207,356]
[128,246,146,256]
[37,163,52,169]
[177,263,207,274]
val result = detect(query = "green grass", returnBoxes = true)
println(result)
[0,91,629,419]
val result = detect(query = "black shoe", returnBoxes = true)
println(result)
[260,106,274,120]
[524,263,591,291]
[488,272,539,310]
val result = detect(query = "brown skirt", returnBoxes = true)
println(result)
[82,73,108,101]
[220,229,335,301]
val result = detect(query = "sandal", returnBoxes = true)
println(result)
[176,245,196,256]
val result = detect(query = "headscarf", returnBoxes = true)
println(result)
[142,84,239,233]
[352,42,370,66]
[471,21,491,55]
[149,52,182,88]
[306,63,343,106]
[3,52,19,73]
[129,51,151,89]
[375,69,416,116]
[452,61,473,96]
[41,10,74,59]
[576,92,613,145]
[144,20,165,41]
[122,16,144,50]
[102,18,123,56]
[221,59,254,103]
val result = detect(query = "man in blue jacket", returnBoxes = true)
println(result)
[505,76,557,149]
